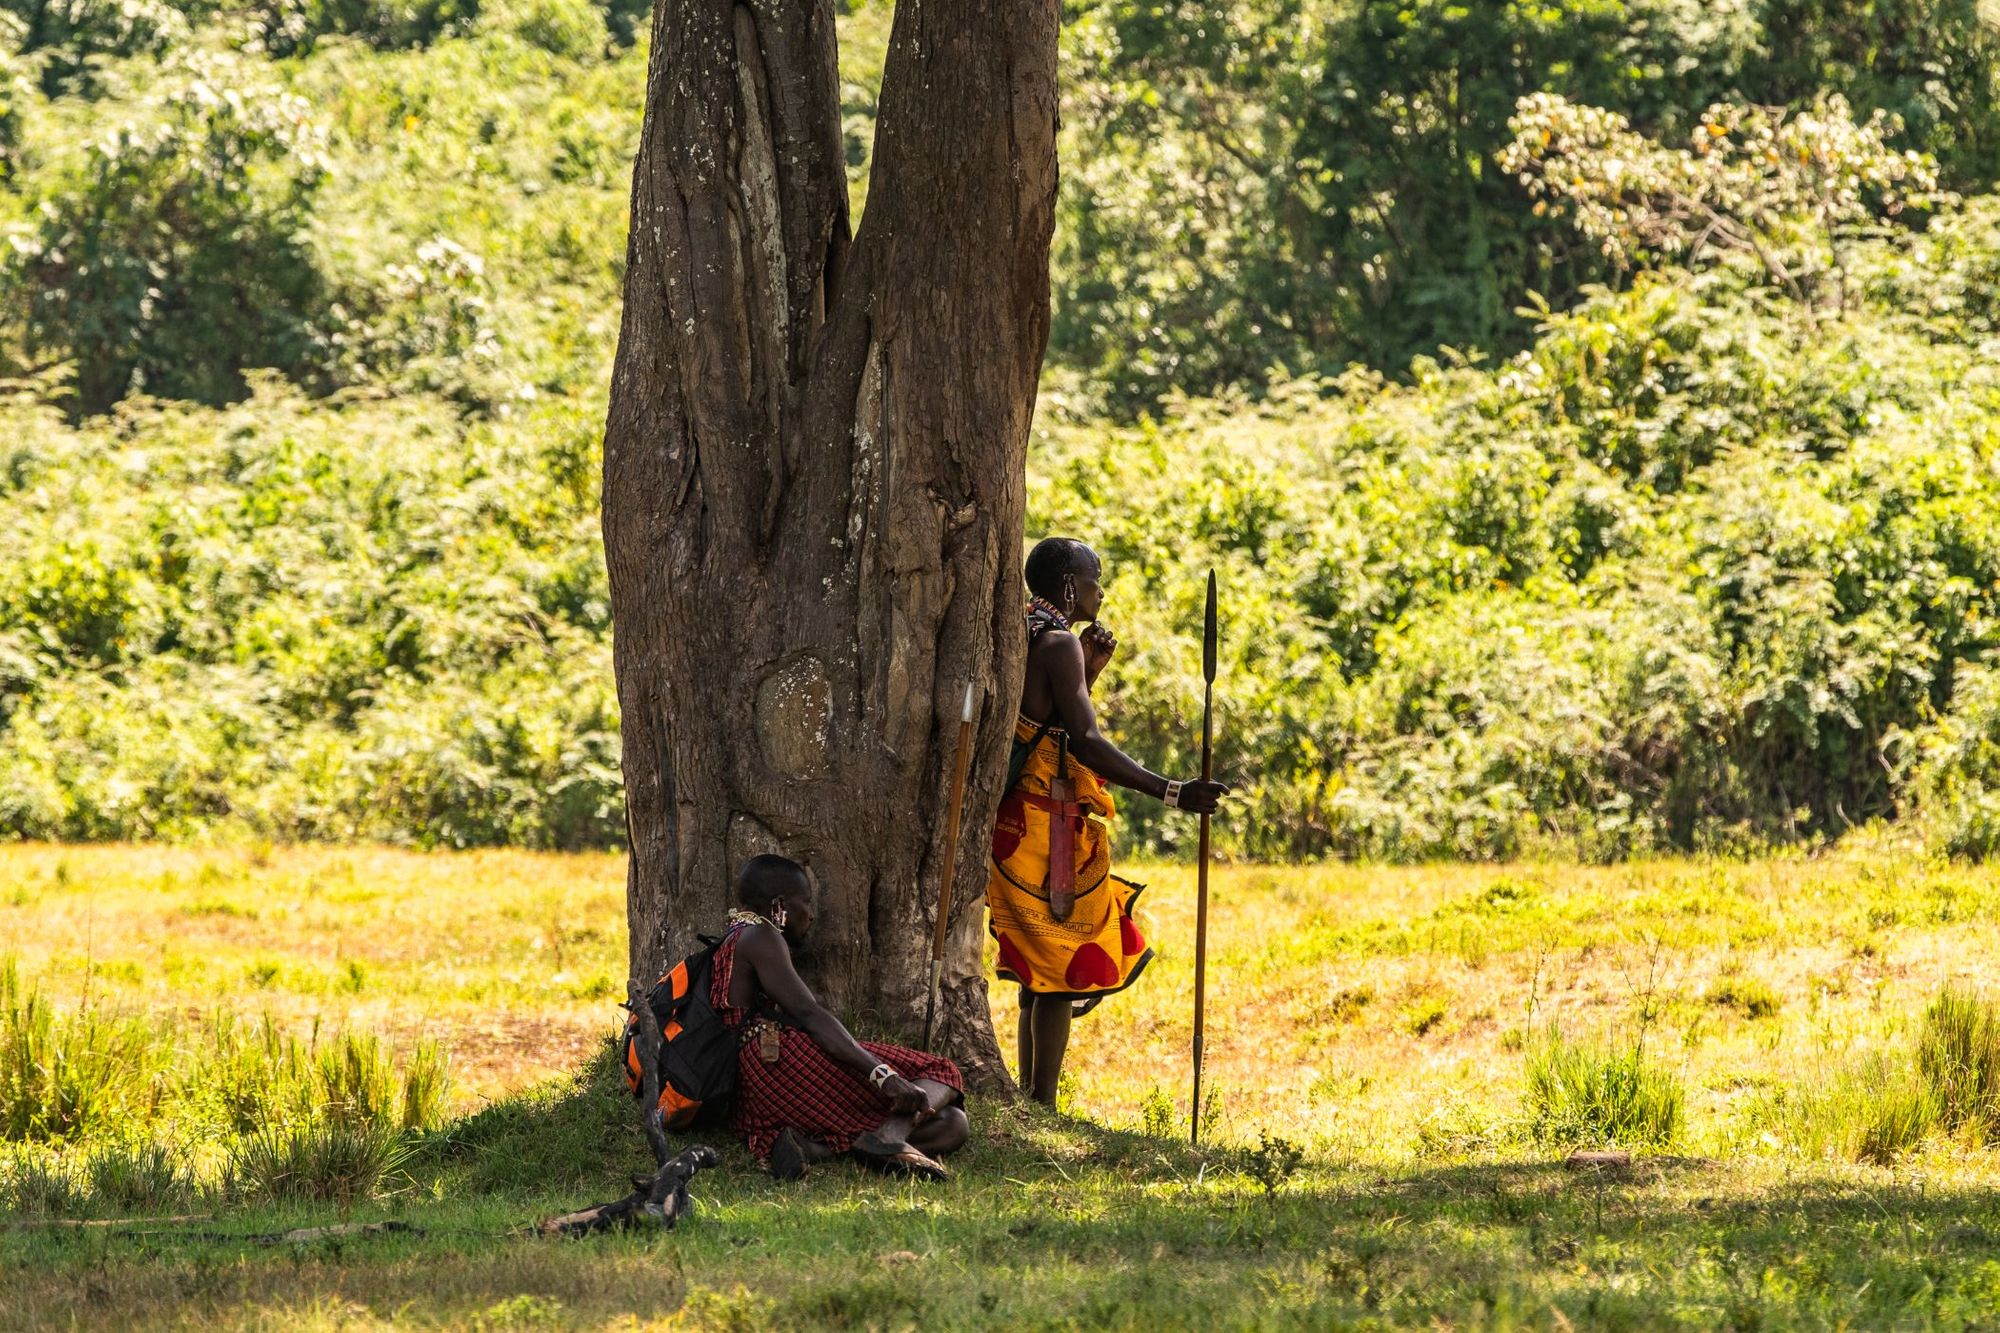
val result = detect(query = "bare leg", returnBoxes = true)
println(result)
[910,1106,968,1156]
[1028,994,1072,1106]
[853,1081,959,1177]
[1017,989,1035,1092]
[861,1079,960,1152]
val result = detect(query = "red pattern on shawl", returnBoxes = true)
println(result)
[710,924,963,1160]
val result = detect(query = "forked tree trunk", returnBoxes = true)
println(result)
[601,0,1058,1088]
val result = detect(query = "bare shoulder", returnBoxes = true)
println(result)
[1028,627,1083,664]
[736,922,788,964]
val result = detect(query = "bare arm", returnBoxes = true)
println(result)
[737,925,879,1077]
[736,925,932,1114]
[1038,630,1172,797]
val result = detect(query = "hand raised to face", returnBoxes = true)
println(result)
[1080,622,1118,678]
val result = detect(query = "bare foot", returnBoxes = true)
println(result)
[851,1130,951,1180]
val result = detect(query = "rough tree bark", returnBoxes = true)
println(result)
[601,0,1059,1089]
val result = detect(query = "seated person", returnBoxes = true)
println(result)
[713,854,967,1179]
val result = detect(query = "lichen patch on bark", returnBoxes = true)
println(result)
[755,654,832,780]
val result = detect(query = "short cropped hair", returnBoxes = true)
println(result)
[1024,537,1098,603]
[736,854,811,907]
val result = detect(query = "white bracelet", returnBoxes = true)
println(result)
[1163,779,1183,809]
[868,1062,895,1089]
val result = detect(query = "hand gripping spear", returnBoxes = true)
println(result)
[1191,570,1218,1145]
[924,681,980,1051]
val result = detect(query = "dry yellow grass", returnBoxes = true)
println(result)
[15,841,2000,1327]
[0,844,626,1102]
[6,837,2000,1163]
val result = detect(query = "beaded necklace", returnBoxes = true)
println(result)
[1027,594,1070,634]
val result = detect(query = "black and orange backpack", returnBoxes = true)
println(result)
[621,937,740,1129]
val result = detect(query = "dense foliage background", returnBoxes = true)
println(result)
[4,0,2000,860]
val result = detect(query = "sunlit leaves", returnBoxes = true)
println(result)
[1501,92,1941,308]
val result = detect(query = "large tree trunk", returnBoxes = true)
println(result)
[601,0,1058,1089]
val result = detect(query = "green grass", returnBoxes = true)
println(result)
[0,957,167,1142]
[1705,975,1782,1020]
[1523,1033,1684,1148]
[1918,984,2000,1143]
[11,844,2000,1325]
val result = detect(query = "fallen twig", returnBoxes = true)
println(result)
[0,1213,215,1231]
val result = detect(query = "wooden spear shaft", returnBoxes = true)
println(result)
[924,681,979,1050]
[1192,570,1218,1145]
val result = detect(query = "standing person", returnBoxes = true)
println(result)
[987,538,1229,1106]
[715,855,967,1179]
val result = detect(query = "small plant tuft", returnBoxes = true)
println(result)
[1524,1032,1683,1148]
[3,1149,81,1216]
[1785,1054,1941,1165]
[1403,996,1449,1036]
[84,1140,192,1211]
[0,959,165,1143]
[1916,983,2000,1143]
[227,1118,410,1204]
[1245,1132,1304,1200]
[1706,976,1782,1019]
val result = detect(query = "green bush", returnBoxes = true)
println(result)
[213,1025,445,1201]
[84,1139,193,1210]
[1760,0,2000,186]
[0,385,621,848]
[1906,665,2000,860]
[1801,1055,1946,1166]
[0,952,451,1206]
[5,62,335,416]
[4,2,2000,860]
[0,0,195,96]
[9,197,2000,857]
[1054,0,1762,411]
[1052,0,2000,412]
[2,1148,83,1215]
[194,1016,450,1137]
[481,0,605,57]
[1523,1032,1684,1148]
[245,0,481,57]
[1782,984,2000,1163]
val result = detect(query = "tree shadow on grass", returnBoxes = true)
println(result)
[17,1085,2000,1328]
[423,1037,656,1195]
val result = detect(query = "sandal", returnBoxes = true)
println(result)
[851,1130,950,1181]
[769,1127,811,1181]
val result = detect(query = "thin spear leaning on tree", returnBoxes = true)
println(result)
[1191,570,1218,1146]
[924,681,980,1051]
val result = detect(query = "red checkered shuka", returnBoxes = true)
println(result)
[710,924,963,1160]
